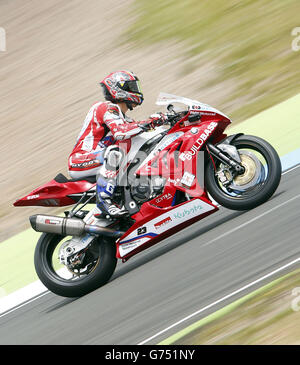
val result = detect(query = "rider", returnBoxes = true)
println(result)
[68,70,164,218]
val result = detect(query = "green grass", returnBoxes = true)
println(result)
[227,92,300,157]
[160,268,300,345]
[126,0,300,122]
[0,228,41,296]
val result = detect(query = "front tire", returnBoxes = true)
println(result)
[34,233,117,297]
[205,135,281,210]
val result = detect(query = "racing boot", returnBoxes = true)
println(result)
[96,177,129,219]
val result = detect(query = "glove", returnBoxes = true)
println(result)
[149,112,167,126]
[139,113,166,132]
[139,121,153,132]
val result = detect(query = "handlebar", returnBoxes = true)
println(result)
[165,111,186,126]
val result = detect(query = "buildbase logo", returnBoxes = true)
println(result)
[179,122,218,161]
[0,27,6,52]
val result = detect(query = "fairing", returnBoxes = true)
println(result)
[14,177,95,207]
[156,92,230,120]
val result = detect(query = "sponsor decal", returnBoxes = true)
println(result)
[199,112,216,116]
[172,203,204,219]
[45,218,60,225]
[155,193,172,204]
[119,241,139,252]
[27,194,39,200]
[179,122,218,161]
[154,217,172,230]
[167,177,181,186]
[71,160,99,169]
[157,132,183,151]
[181,172,195,188]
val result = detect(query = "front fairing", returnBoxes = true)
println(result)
[156,92,231,121]
[127,93,231,177]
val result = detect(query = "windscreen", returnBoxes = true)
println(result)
[156,92,229,118]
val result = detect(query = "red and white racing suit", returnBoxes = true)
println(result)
[68,101,146,180]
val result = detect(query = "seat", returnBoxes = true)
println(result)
[54,173,96,184]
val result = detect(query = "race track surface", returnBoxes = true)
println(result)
[0,167,299,345]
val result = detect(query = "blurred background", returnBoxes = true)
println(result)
[0,0,300,346]
[0,0,299,241]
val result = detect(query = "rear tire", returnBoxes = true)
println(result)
[205,135,281,210]
[34,233,117,297]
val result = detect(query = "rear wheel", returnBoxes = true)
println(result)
[205,135,281,210]
[34,233,117,297]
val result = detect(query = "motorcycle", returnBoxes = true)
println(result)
[14,93,282,297]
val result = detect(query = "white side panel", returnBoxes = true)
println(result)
[118,199,215,257]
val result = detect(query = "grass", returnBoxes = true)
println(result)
[227,93,300,157]
[166,268,300,345]
[125,0,300,122]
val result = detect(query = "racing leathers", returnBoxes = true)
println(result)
[68,101,153,218]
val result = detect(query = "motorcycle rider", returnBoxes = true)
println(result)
[68,70,165,218]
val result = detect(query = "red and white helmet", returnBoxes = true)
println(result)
[100,70,144,109]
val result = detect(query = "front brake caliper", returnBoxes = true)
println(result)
[216,166,233,187]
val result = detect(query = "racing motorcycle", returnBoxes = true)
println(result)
[14,93,282,297]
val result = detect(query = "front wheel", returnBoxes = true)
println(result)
[205,135,282,210]
[34,233,117,297]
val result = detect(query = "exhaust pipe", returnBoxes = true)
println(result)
[29,214,124,239]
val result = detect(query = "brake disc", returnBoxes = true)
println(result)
[228,150,265,192]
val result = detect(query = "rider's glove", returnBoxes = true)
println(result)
[139,113,167,132]
[149,112,167,127]
[139,120,153,131]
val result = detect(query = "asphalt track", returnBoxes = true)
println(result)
[0,167,299,345]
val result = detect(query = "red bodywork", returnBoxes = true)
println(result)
[14,177,95,207]
[14,107,231,261]
[115,108,231,260]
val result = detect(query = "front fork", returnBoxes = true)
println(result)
[206,142,245,186]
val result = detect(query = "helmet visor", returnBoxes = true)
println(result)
[122,80,142,94]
